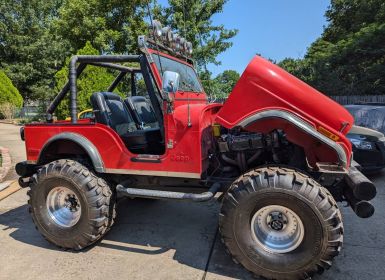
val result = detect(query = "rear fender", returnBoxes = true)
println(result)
[37,132,105,172]
[238,110,350,168]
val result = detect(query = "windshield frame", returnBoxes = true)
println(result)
[150,51,203,93]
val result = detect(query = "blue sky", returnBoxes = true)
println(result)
[157,0,330,76]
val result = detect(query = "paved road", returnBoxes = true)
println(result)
[0,123,384,280]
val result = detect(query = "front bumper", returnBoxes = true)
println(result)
[15,161,39,178]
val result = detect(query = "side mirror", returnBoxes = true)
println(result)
[162,71,180,102]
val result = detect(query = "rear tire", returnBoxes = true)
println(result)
[219,166,343,280]
[28,159,116,250]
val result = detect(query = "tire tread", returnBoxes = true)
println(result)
[28,159,116,250]
[219,166,343,280]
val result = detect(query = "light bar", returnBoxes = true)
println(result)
[151,20,162,37]
[161,26,172,42]
[149,20,193,56]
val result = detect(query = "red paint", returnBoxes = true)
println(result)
[216,56,353,167]
[216,56,353,134]
[24,54,353,176]
[25,103,221,175]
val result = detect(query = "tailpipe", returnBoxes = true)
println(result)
[343,187,375,218]
[344,164,376,201]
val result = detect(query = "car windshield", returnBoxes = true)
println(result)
[152,54,202,93]
[345,105,385,134]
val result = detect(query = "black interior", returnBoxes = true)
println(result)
[90,92,164,155]
[124,96,159,129]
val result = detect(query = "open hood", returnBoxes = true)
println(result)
[216,55,354,139]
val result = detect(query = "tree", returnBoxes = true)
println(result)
[279,0,385,96]
[213,70,240,98]
[55,42,122,119]
[53,0,148,54]
[0,0,69,102]
[0,0,149,103]
[200,69,240,98]
[323,0,385,43]
[154,0,238,71]
[0,0,237,103]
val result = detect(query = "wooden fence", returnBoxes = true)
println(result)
[330,95,385,105]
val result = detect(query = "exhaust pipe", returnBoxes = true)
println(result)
[343,187,375,218]
[344,165,376,201]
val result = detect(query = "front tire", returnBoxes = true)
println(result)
[219,167,343,280]
[28,159,116,250]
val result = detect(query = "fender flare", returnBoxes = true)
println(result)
[238,109,348,167]
[38,132,105,172]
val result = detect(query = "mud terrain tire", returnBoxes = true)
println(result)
[219,167,343,280]
[28,159,116,250]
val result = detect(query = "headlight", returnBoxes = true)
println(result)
[350,139,375,150]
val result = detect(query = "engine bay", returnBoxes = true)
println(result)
[212,127,300,176]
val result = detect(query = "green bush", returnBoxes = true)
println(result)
[0,70,23,107]
[0,70,23,119]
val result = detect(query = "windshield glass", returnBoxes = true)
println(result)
[152,54,202,92]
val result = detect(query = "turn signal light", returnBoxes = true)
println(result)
[212,124,221,137]
[318,126,339,141]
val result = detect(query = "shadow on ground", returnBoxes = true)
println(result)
[1,170,384,279]
[0,196,253,279]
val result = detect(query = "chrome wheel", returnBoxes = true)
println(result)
[251,205,304,253]
[46,186,82,228]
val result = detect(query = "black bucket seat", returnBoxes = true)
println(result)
[90,92,163,154]
[124,96,159,129]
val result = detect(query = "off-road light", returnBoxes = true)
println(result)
[171,33,181,50]
[186,42,192,54]
[147,21,193,56]
[179,37,186,52]
[176,36,186,52]
[151,20,163,38]
[161,26,173,43]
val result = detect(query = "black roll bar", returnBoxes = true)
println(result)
[88,62,138,73]
[107,72,127,92]
[46,55,141,123]
[46,63,87,121]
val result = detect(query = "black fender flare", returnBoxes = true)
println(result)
[37,132,105,172]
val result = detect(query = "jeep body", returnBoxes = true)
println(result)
[16,25,376,280]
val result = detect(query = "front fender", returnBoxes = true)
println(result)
[234,109,351,168]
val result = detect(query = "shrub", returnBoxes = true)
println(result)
[0,70,23,119]
[0,103,17,120]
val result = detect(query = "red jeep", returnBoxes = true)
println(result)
[16,23,376,280]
